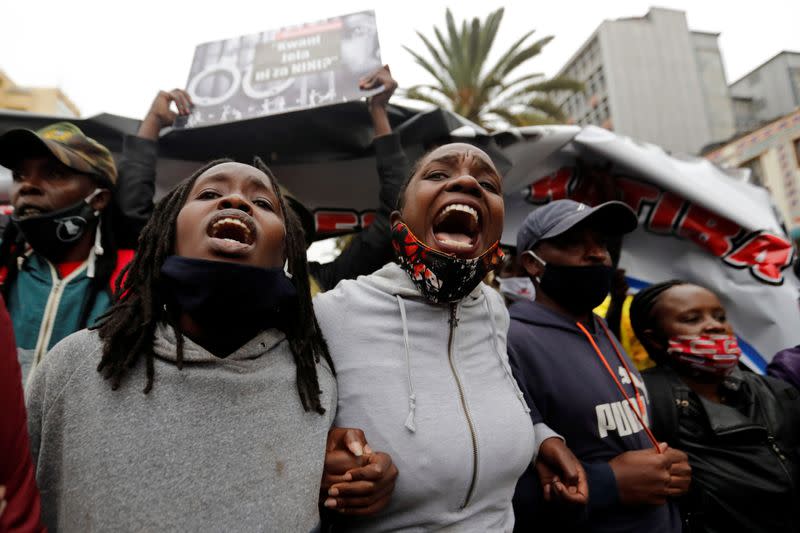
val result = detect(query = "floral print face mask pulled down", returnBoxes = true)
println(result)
[391,221,504,304]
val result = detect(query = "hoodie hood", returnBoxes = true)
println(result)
[153,322,286,364]
[360,262,487,306]
[508,298,593,335]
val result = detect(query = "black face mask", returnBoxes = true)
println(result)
[526,251,614,313]
[159,256,297,335]
[11,189,103,260]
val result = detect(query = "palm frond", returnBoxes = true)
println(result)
[524,97,566,121]
[500,36,554,77]
[404,87,454,110]
[500,76,583,103]
[404,8,569,130]
[485,106,524,127]
[481,29,537,85]
[416,31,449,73]
[516,112,563,126]
[402,45,453,90]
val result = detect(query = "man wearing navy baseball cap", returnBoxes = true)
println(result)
[508,199,691,533]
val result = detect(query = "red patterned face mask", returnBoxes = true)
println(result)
[667,334,741,376]
[391,221,504,304]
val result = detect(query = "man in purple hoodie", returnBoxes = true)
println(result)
[508,199,690,533]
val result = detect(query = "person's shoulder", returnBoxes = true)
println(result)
[41,329,102,372]
[314,263,398,311]
[749,372,800,400]
[478,284,510,328]
[29,329,103,399]
[313,276,360,316]
[480,283,505,308]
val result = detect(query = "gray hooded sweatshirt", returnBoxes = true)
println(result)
[25,325,336,532]
[314,263,559,532]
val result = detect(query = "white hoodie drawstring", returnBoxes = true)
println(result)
[481,286,531,414]
[396,295,417,432]
[87,218,104,279]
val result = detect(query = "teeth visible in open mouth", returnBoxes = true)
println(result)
[19,207,44,217]
[438,239,473,249]
[214,218,249,230]
[440,203,479,224]
[210,217,253,244]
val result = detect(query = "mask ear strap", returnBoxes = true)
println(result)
[523,249,546,267]
[522,250,546,282]
[283,259,293,279]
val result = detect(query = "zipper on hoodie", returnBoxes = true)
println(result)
[447,302,479,509]
[32,259,87,367]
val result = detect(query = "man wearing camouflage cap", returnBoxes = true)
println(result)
[0,122,133,383]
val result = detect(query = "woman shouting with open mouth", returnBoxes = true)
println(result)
[25,159,394,531]
[315,143,588,531]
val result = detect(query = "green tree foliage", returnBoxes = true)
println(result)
[404,8,583,128]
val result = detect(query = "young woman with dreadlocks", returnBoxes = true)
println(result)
[25,158,395,530]
[631,280,800,533]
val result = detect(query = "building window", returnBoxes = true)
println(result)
[741,156,765,186]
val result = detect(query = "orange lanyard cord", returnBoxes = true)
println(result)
[576,320,661,451]
[596,319,646,414]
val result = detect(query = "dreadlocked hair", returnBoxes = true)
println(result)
[0,194,118,329]
[93,158,333,413]
[253,157,334,414]
[630,280,687,357]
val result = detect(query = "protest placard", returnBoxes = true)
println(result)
[178,10,382,128]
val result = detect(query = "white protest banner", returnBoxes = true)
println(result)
[501,126,800,371]
[180,11,382,128]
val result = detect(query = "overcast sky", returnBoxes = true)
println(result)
[2,0,799,119]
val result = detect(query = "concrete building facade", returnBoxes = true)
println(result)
[0,71,80,117]
[705,109,800,236]
[555,8,735,155]
[730,51,800,133]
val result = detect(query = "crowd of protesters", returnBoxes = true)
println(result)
[0,65,798,533]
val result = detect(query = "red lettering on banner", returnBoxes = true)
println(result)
[528,168,574,204]
[677,205,741,257]
[315,211,359,233]
[524,168,796,285]
[361,212,376,228]
[617,178,659,214]
[648,192,683,234]
[724,232,794,284]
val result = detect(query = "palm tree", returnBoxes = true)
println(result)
[403,8,582,128]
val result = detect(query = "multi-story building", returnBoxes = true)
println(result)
[705,109,800,237]
[730,51,800,134]
[0,70,80,117]
[554,7,735,155]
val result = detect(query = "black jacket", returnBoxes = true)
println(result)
[114,135,159,249]
[644,365,800,533]
[308,133,407,291]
